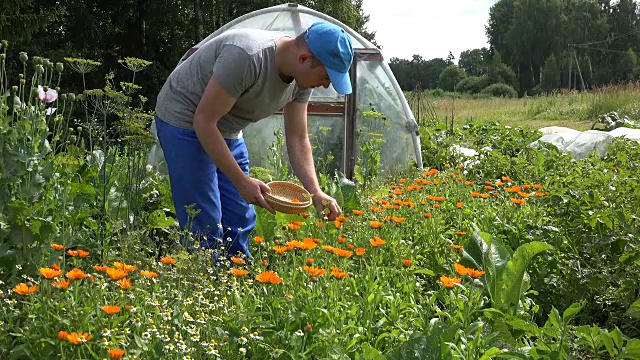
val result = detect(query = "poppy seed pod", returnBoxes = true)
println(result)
[0,54,5,61]
[55,62,63,73]
[68,93,76,102]
[33,56,42,65]
[19,52,27,63]
[35,65,44,75]
[1,40,8,49]
[60,94,67,102]
[11,86,17,94]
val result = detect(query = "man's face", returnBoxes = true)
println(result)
[296,54,331,90]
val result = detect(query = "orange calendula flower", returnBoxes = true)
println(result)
[402,259,412,268]
[161,257,177,265]
[450,244,464,250]
[355,248,365,256]
[370,236,386,247]
[464,181,474,186]
[52,278,70,290]
[288,223,301,230]
[94,265,108,272]
[455,231,467,235]
[102,305,121,315]
[423,213,433,218]
[454,263,469,276]
[484,185,495,191]
[51,263,60,271]
[106,267,127,280]
[337,235,347,243]
[66,332,92,345]
[108,349,125,359]
[231,268,249,277]
[12,283,38,295]
[501,176,511,182]
[495,181,505,187]
[256,271,282,284]
[467,268,486,278]
[352,209,364,215]
[66,268,88,280]
[369,221,384,229]
[440,275,461,288]
[140,270,158,279]
[40,267,62,279]
[456,201,463,208]
[66,249,79,257]
[334,220,343,229]
[117,278,132,289]
[392,216,406,224]
[303,266,327,277]
[231,257,245,265]
[76,249,90,257]
[113,262,137,273]
[331,269,349,279]
[511,198,526,206]
[51,243,64,251]
[535,191,548,197]
[273,245,289,254]
[306,257,314,265]
[533,184,543,189]
[58,330,69,340]
[253,236,264,243]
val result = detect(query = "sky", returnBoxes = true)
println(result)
[360,0,496,62]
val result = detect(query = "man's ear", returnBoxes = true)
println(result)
[298,52,312,65]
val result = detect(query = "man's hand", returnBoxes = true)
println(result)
[236,177,276,214]
[311,191,341,220]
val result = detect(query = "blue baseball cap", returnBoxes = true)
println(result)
[304,21,354,94]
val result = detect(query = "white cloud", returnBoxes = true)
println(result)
[361,0,495,62]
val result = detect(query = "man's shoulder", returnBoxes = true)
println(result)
[213,28,285,55]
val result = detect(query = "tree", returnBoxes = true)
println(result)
[446,51,455,65]
[618,48,637,81]
[541,54,560,92]
[0,0,64,42]
[438,65,466,92]
[458,48,490,77]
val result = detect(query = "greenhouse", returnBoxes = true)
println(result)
[148,3,423,179]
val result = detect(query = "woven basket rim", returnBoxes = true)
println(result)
[264,181,312,213]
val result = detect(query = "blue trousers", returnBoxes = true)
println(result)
[155,116,256,258]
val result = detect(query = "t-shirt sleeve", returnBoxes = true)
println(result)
[212,45,258,98]
[293,88,313,103]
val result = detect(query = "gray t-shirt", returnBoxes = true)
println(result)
[155,28,312,138]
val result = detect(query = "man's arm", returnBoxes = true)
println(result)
[193,75,274,213]
[283,100,341,220]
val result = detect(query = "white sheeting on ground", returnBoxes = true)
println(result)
[450,126,640,165]
[530,126,640,160]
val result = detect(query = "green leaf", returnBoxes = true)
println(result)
[611,327,624,349]
[254,207,276,241]
[360,343,385,360]
[562,301,583,326]
[479,347,503,360]
[413,269,435,276]
[600,331,616,357]
[625,297,640,319]
[500,241,553,314]
[621,339,640,359]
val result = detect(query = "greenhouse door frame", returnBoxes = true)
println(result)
[344,48,382,180]
[279,48,382,181]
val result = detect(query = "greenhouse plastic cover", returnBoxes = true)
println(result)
[148,4,422,178]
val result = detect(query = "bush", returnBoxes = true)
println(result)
[456,75,490,94]
[481,83,518,98]
[438,65,467,92]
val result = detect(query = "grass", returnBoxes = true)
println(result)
[410,82,640,130]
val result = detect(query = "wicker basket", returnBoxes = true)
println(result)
[264,181,312,214]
